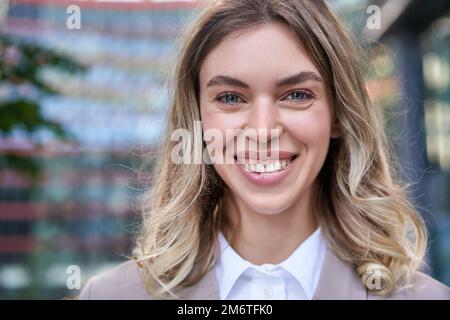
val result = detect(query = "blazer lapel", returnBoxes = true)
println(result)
[312,247,368,300]
[177,245,367,300]
[176,267,221,300]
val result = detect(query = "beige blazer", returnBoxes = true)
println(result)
[78,247,450,300]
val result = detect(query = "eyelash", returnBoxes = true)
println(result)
[215,90,316,106]
[215,92,243,105]
[284,89,316,103]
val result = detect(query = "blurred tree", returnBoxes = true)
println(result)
[0,34,85,181]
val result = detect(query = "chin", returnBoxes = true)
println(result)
[237,191,299,215]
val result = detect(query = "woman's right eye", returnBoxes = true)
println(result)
[216,93,243,105]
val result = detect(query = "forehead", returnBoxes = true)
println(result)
[199,22,319,84]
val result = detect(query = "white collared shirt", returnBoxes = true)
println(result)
[214,227,326,300]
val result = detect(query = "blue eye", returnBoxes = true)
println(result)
[217,93,242,105]
[286,90,313,102]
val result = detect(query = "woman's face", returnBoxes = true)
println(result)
[199,22,340,215]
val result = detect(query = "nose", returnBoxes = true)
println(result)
[245,97,283,144]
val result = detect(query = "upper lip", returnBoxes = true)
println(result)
[234,151,298,161]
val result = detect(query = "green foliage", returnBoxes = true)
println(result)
[0,34,85,92]
[0,34,85,182]
[0,99,66,136]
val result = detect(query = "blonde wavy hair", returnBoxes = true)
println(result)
[133,0,427,298]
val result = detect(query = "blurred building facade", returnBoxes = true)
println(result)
[363,0,450,284]
[0,0,197,299]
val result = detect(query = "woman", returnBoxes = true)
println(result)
[79,0,449,299]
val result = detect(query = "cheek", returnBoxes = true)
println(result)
[201,114,237,133]
[283,109,332,150]
[200,110,244,186]
[201,109,246,150]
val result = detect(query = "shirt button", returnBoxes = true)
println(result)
[263,287,274,299]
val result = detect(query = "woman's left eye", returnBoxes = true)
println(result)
[285,90,313,102]
[216,93,243,105]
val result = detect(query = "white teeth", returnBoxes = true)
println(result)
[273,161,281,171]
[255,163,264,173]
[242,159,293,173]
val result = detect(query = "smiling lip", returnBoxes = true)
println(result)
[235,152,299,187]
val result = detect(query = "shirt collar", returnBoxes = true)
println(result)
[216,232,252,300]
[215,227,326,299]
[278,227,326,298]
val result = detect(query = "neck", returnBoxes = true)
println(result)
[222,185,319,265]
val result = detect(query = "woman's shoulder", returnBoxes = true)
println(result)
[78,260,151,300]
[372,271,450,300]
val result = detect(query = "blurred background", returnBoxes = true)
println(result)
[0,0,448,299]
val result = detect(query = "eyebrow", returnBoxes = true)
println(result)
[206,71,323,88]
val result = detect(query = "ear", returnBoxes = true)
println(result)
[330,115,342,139]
